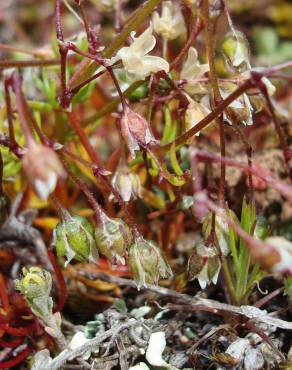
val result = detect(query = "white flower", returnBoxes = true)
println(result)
[116,25,169,81]
[180,47,209,95]
[152,1,186,40]
[110,157,142,201]
[185,95,212,134]
[146,332,168,367]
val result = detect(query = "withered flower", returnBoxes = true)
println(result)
[22,143,65,200]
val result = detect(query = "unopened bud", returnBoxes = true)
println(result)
[187,241,221,289]
[22,143,65,200]
[221,30,250,73]
[15,267,66,348]
[120,105,156,158]
[111,158,141,202]
[95,216,132,264]
[128,237,172,288]
[54,214,97,266]
[15,267,52,302]
[15,267,54,318]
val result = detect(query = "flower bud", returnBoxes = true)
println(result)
[15,267,52,302]
[187,241,221,289]
[15,267,54,318]
[128,237,172,288]
[110,158,141,202]
[95,216,132,264]
[54,214,97,266]
[15,267,66,348]
[121,105,156,158]
[221,30,250,73]
[22,143,65,200]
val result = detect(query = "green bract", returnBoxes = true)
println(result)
[95,217,132,263]
[128,237,172,288]
[54,215,97,266]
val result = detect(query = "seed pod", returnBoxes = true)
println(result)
[128,237,172,288]
[54,214,97,266]
[95,217,132,264]
[221,30,250,73]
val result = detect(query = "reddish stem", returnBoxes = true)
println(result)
[0,59,59,69]
[66,111,101,166]
[0,337,24,348]
[0,346,31,369]
[170,17,203,69]
[0,323,35,337]
[0,274,10,313]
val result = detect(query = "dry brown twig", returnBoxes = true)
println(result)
[88,272,292,330]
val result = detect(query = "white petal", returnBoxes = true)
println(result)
[211,263,221,285]
[34,174,56,200]
[131,25,156,55]
[198,263,210,289]
[146,332,168,367]
[181,47,209,80]
[142,55,169,74]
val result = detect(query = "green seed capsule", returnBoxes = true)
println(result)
[128,237,172,288]
[221,30,250,73]
[95,217,132,264]
[54,215,97,265]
